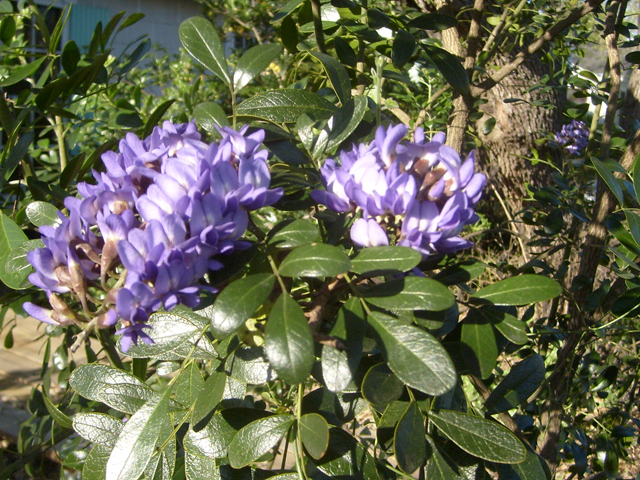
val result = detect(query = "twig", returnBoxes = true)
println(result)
[490,183,530,262]
[305,276,344,332]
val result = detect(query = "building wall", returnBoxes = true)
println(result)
[36,0,203,56]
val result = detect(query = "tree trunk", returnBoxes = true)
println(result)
[621,67,640,136]
[476,51,562,237]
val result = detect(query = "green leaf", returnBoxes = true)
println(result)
[300,413,330,460]
[264,294,314,384]
[209,274,276,339]
[425,435,464,479]
[321,297,365,392]
[0,239,42,289]
[227,346,278,384]
[234,43,282,91]
[461,309,498,379]
[42,394,73,429]
[606,215,640,257]
[117,12,145,32]
[625,51,640,64]
[280,16,299,54]
[485,355,545,415]
[0,16,16,44]
[310,52,351,105]
[142,99,176,137]
[633,155,640,203]
[124,307,217,360]
[106,389,171,480]
[363,276,455,311]
[184,451,218,480]
[0,56,47,87]
[422,44,469,96]
[472,274,561,305]
[194,101,229,132]
[625,210,640,247]
[179,17,230,84]
[428,410,526,463]
[184,412,239,458]
[278,243,351,277]
[83,445,112,480]
[25,202,60,227]
[237,90,335,123]
[592,157,624,204]
[350,246,421,275]
[0,131,34,189]
[392,30,416,68]
[144,412,176,480]
[406,13,458,31]
[334,36,357,67]
[61,40,80,75]
[362,363,405,405]
[395,403,426,474]
[69,364,154,414]
[483,116,497,135]
[312,428,379,479]
[267,219,320,248]
[228,415,294,468]
[368,311,456,395]
[73,413,124,447]
[0,213,27,254]
[192,371,226,426]
[175,362,205,408]
[495,448,549,480]
[482,308,528,345]
[313,96,367,156]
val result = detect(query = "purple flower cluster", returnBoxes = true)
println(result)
[311,125,485,256]
[555,120,589,156]
[24,122,282,351]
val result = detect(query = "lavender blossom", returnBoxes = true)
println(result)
[26,121,282,351]
[555,120,589,156]
[313,125,486,256]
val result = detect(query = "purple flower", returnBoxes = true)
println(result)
[555,120,589,156]
[313,125,486,257]
[25,121,281,351]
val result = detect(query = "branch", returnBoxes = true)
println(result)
[471,0,605,96]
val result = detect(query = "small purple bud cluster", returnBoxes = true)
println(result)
[24,122,282,351]
[311,124,485,256]
[555,120,589,156]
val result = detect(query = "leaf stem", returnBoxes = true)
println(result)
[294,383,310,480]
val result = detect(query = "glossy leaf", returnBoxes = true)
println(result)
[0,239,42,289]
[434,260,487,286]
[300,413,330,460]
[472,274,561,305]
[69,364,154,414]
[461,309,498,379]
[124,308,217,360]
[264,294,314,384]
[184,412,240,458]
[392,30,416,68]
[422,44,469,96]
[314,96,368,155]
[362,363,405,405]
[184,451,218,480]
[350,246,421,275]
[228,415,294,468]
[234,43,282,91]
[495,448,549,480]
[363,276,455,311]
[106,389,171,480]
[61,40,80,75]
[395,403,426,474]
[194,101,229,132]
[179,17,230,84]
[175,362,205,408]
[428,410,526,463]
[267,219,320,248]
[142,99,176,137]
[209,274,276,339]
[321,297,365,392]
[73,413,124,447]
[0,213,27,256]
[485,355,545,414]
[237,90,335,123]
[425,435,464,479]
[334,36,357,66]
[310,51,351,104]
[83,445,112,480]
[26,201,61,227]
[592,157,624,204]
[278,243,351,277]
[192,371,226,426]
[227,347,278,384]
[0,131,34,189]
[42,394,73,429]
[483,308,528,345]
[312,428,379,479]
[368,311,456,395]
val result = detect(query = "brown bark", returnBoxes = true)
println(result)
[621,67,640,136]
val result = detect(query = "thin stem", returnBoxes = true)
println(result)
[97,329,125,370]
[294,383,310,480]
[53,115,68,171]
[310,0,326,54]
